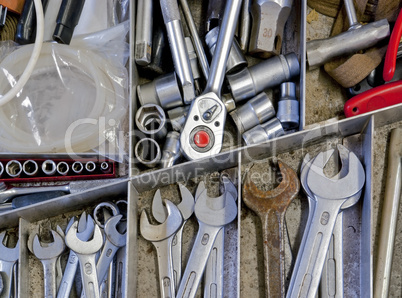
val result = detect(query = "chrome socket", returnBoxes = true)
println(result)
[6,160,22,178]
[23,160,39,176]
[72,161,83,174]
[167,106,190,132]
[242,117,285,145]
[42,160,57,176]
[137,72,183,109]
[277,82,299,130]
[135,138,161,168]
[0,162,3,177]
[100,162,109,172]
[230,92,275,134]
[85,161,96,173]
[205,26,248,74]
[227,52,300,102]
[161,131,181,168]
[57,161,69,176]
[136,104,168,140]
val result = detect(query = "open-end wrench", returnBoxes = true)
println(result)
[151,184,194,290]
[195,176,237,298]
[180,0,242,160]
[58,213,95,298]
[140,200,183,298]
[176,183,237,298]
[114,221,127,298]
[96,215,126,285]
[287,147,365,298]
[0,232,19,298]
[160,0,196,104]
[66,221,104,298]
[32,230,66,298]
[243,161,299,297]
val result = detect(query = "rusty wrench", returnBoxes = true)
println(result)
[243,160,299,297]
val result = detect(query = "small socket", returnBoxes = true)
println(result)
[42,160,57,176]
[6,160,22,177]
[72,161,83,174]
[85,161,96,173]
[23,160,39,176]
[0,162,4,177]
[100,162,109,171]
[57,162,70,176]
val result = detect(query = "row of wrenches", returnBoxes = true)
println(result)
[140,176,238,298]
[0,201,127,298]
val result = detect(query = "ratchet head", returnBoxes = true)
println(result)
[65,221,103,255]
[243,161,300,216]
[0,232,19,262]
[140,200,183,242]
[194,188,237,227]
[32,230,65,260]
[104,215,126,247]
[306,147,365,201]
[180,93,226,160]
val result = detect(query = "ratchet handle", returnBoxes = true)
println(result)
[383,9,402,82]
[344,80,402,117]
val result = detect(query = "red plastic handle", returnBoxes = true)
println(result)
[344,80,402,117]
[383,9,402,82]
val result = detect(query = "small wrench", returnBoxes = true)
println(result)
[65,221,104,298]
[140,200,183,298]
[287,147,365,298]
[32,230,66,298]
[151,184,194,290]
[0,231,19,298]
[176,183,237,298]
[57,213,95,298]
[243,161,299,297]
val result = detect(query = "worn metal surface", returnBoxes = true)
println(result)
[243,161,300,297]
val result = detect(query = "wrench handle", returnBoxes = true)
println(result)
[176,223,221,298]
[153,238,176,298]
[57,251,79,298]
[287,199,343,298]
[0,261,15,298]
[171,224,185,290]
[77,254,100,298]
[42,259,58,298]
[96,241,119,284]
[260,210,287,298]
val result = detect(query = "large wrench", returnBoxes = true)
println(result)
[151,184,194,290]
[65,221,104,298]
[32,230,66,298]
[243,161,299,297]
[180,0,242,160]
[140,200,183,298]
[287,147,365,298]
[176,184,237,298]
[0,232,19,298]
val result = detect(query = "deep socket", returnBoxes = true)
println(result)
[42,160,56,176]
[242,117,285,145]
[230,92,275,134]
[56,161,69,176]
[277,82,299,129]
[205,26,248,74]
[85,161,96,173]
[137,73,183,109]
[135,138,161,168]
[72,161,83,174]
[23,160,39,176]
[161,131,181,168]
[136,104,168,139]
[227,52,300,102]
[6,160,22,178]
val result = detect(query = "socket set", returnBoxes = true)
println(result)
[0,159,116,183]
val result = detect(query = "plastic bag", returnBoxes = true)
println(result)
[0,22,130,162]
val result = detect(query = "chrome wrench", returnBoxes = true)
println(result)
[0,232,19,298]
[180,0,242,160]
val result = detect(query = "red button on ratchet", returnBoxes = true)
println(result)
[194,131,210,148]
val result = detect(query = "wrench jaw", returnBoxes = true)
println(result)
[65,222,104,255]
[140,200,183,242]
[0,232,19,262]
[32,231,65,260]
[104,215,127,247]
[180,93,226,161]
